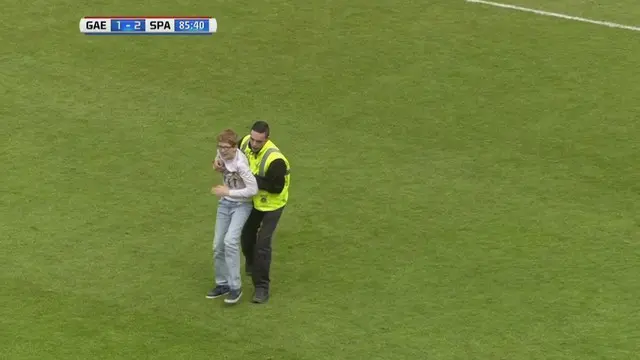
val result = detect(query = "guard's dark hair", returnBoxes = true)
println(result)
[251,121,270,137]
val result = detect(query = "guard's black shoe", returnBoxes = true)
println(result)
[252,288,269,304]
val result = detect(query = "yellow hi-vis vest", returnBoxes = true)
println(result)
[240,135,290,211]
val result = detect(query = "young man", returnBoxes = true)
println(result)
[207,129,258,304]
[214,121,290,304]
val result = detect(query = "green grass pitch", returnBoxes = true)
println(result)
[2,0,639,359]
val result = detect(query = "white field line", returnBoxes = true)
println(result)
[466,0,640,32]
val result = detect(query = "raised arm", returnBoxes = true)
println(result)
[212,150,225,172]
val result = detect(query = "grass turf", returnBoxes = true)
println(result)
[1,0,639,359]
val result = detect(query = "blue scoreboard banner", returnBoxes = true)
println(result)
[79,17,217,35]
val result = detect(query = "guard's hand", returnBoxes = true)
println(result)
[212,158,225,172]
[212,185,230,197]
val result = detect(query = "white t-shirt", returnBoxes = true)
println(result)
[217,149,258,202]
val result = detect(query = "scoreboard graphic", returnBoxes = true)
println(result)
[79,17,217,35]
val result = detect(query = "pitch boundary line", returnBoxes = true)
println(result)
[466,0,640,33]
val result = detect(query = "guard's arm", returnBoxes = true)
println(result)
[255,159,286,194]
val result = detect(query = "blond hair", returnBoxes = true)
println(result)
[216,129,238,147]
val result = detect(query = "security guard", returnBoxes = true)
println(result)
[235,121,290,304]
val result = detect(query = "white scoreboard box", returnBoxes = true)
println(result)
[79,17,217,35]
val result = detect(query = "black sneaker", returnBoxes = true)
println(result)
[252,288,269,304]
[224,288,242,304]
[206,285,230,299]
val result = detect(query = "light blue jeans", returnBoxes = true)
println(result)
[213,198,253,290]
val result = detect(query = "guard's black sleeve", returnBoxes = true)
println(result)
[255,159,287,194]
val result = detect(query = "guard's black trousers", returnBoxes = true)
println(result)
[241,206,285,291]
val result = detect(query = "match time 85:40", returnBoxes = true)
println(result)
[176,20,209,31]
